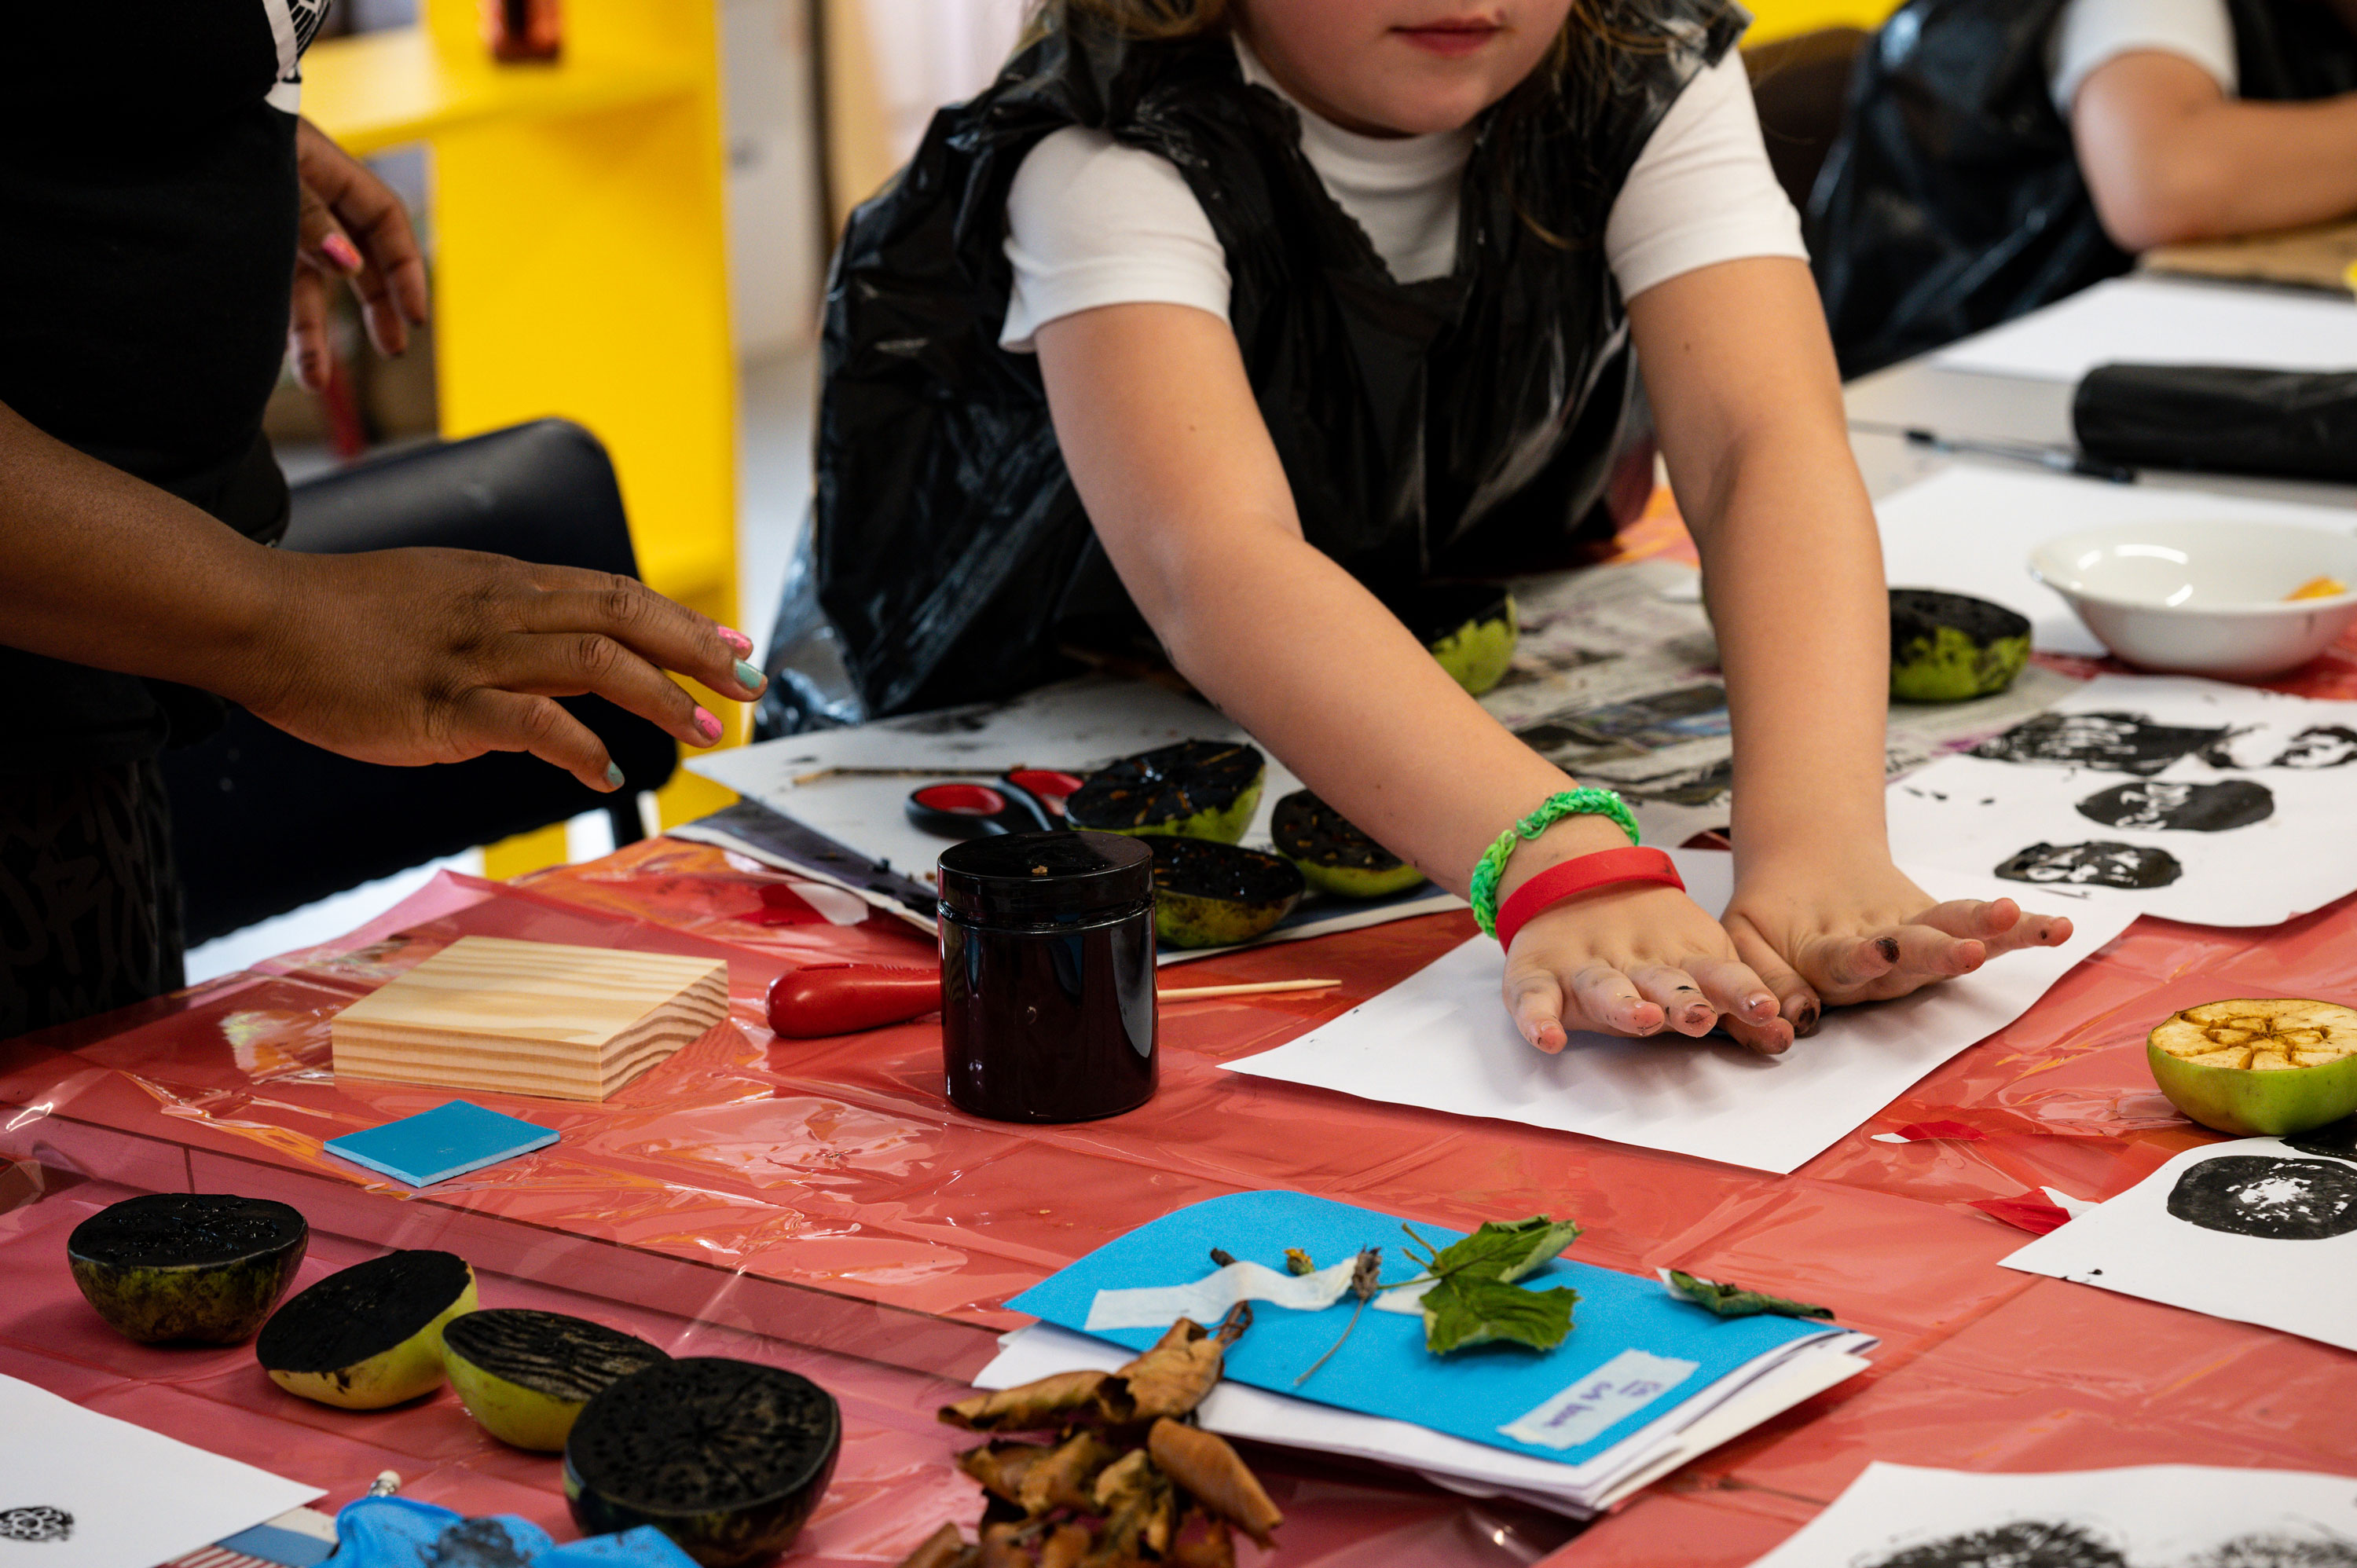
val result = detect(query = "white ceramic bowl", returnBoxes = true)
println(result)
[2028,520,2357,679]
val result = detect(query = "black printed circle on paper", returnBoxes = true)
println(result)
[2074,779,2275,833]
[1,1507,72,1544]
[1970,711,2235,776]
[2185,1530,2357,1566]
[2167,1155,2357,1240]
[1855,1518,2128,1568]
[1994,841,2183,889]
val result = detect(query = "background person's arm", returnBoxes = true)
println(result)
[2073,50,2357,249]
[0,398,761,790]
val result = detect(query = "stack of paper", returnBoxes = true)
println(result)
[1930,274,2357,382]
[974,1192,1875,1518]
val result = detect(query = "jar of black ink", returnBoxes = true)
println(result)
[937,831,1157,1123]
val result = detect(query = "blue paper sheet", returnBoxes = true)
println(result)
[323,1101,558,1188]
[1007,1190,1839,1467]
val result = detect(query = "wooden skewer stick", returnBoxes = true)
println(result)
[789,764,1026,786]
[1157,978,1341,1001]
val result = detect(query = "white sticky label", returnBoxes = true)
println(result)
[1083,1259,1358,1332]
[1497,1349,1699,1450]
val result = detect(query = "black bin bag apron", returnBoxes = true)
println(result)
[1809,0,2357,379]
[762,5,1743,734]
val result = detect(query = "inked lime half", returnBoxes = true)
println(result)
[2147,998,2357,1137]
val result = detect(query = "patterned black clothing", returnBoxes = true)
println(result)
[0,763,185,1041]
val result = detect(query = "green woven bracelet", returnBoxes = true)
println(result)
[1468,787,1641,939]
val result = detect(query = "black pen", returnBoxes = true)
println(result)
[1855,422,2139,484]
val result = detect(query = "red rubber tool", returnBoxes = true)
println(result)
[767,962,944,1038]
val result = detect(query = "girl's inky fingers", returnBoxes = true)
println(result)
[1630,966,1717,1036]
[1724,922,1821,1039]
[1983,908,2073,956]
[1719,1006,1796,1057]
[489,631,708,745]
[1569,965,1665,1038]
[1911,897,2020,941]
[1505,967,1570,1055]
[1886,923,1986,980]
[1685,958,1778,1028]
[1813,931,1901,991]
[456,688,617,791]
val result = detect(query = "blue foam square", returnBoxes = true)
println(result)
[324,1100,559,1188]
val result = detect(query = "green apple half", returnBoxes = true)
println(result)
[2147,998,2357,1137]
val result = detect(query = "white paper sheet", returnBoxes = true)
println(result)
[0,1374,323,1568]
[1874,465,2357,660]
[2002,1134,2357,1353]
[1745,1460,2357,1567]
[1930,275,2357,382]
[978,1322,1873,1519]
[1889,675,2357,928]
[1223,850,2139,1174]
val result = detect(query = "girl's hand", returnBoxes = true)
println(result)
[225,548,764,793]
[289,117,430,391]
[1502,881,1792,1057]
[1720,858,2074,1036]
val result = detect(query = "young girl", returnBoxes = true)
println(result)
[788,0,2073,1054]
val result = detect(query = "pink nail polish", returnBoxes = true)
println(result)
[693,706,722,742]
[718,626,753,656]
[322,232,362,272]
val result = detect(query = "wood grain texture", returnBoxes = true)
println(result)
[332,936,729,1101]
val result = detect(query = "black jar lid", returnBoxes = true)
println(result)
[937,831,1153,925]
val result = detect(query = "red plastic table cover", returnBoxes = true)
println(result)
[5,563,2355,1565]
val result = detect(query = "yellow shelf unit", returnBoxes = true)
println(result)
[1743,0,1902,44]
[306,1,744,876]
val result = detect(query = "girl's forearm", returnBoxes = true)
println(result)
[1695,425,1892,872]
[1147,524,1630,898]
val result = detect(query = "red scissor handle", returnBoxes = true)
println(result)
[911,782,1010,816]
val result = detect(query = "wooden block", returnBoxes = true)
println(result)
[331,936,728,1101]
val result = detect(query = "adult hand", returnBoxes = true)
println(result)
[289,116,430,391]
[1501,881,1791,1057]
[1721,856,2073,1037]
[227,548,765,793]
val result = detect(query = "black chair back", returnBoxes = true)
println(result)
[163,419,677,946]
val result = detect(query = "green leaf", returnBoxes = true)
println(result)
[1666,1269,1834,1321]
[1420,1216,1584,1284]
[1420,1273,1580,1355]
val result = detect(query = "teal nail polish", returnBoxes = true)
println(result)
[734,658,764,691]
[605,763,625,789]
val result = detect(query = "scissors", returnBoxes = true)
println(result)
[904,769,1083,839]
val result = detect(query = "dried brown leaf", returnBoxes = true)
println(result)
[941,1370,1111,1432]
[1147,1419,1282,1548]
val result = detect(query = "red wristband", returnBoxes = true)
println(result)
[1494,847,1685,951]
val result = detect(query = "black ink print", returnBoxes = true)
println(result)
[2167,1156,2357,1240]
[1995,841,2183,889]
[1972,711,2235,776]
[2272,725,2357,771]
[1857,1518,2128,1568]
[0,1507,71,1544]
[2181,1529,2357,1567]
[2200,724,2357,771]
[2284,1115,2357,1162]
[2075,779,2275,833]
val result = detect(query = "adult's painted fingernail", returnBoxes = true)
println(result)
[718,626,754,656]
[734,658,764,691]
[322,232,362,272]
[693,706,722,742]
[604,762,625,789]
